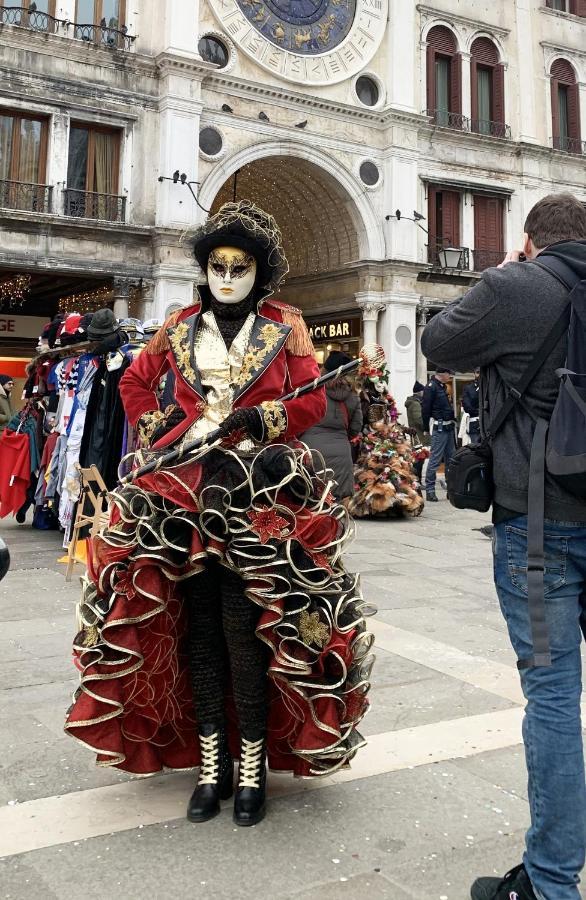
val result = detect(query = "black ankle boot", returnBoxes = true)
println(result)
[187,724,233,823]
[233,734,267,827]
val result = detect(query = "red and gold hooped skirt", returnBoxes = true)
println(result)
[64,443,374,777]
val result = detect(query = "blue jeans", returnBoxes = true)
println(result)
[493,516,586,899]
[425,425,456,493]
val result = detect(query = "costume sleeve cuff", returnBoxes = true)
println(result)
[137,410,165,445]
[259,400,287,442]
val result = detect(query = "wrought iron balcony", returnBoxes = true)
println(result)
[0,6,67,34]
[553,135,586,154]
[471,119,512,139]
[73,20,134,50]
[472,249,505,272]
[63,188,126,223]
[424,109,471,131]
[0,179,53,213]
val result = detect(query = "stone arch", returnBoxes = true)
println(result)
[467,31,507,64]
[198,141,385,269]
[421,19,465,54]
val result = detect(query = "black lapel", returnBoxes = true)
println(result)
[167,312,204,398]
[232,315,291,401]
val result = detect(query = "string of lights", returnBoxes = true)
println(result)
[58,286,113,314]
[0,274,32,309]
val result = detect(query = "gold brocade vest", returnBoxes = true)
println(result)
[181,309,256,445]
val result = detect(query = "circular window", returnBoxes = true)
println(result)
[198,35,229,68]
[359,161,380,186]
[199,127,223,157]
[355,75,379,107]
[395,325,412,347]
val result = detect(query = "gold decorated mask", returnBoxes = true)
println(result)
[207,245,257,304]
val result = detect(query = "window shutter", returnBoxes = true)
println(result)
[551,78,561,141]
[426,45,436,114]
[493,64,505,126]
[567,82,581,142]
[441,191,461,247]
[570,0,586,15]
[470,58,478,123]
[427,186,438,257]
[450,54,462,115]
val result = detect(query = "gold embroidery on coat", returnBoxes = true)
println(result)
[137,410,165,445]
[261,400,286,441]
[169,322,198,386]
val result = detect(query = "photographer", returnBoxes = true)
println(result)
[422,193,586,900]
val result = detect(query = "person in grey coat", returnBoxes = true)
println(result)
[301,351,363,502]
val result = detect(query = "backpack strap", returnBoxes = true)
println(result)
[486,308,570,439]
[532,256,581,292]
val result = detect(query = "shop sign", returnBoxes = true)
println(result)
[0,315,47,340]
[308,316,361,342]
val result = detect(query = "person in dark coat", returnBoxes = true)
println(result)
[462,368,481,443]
[422,367,456,502]
[301,351,363,502]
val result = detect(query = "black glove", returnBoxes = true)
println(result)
[150,405,187,445]
[216,407,264,442]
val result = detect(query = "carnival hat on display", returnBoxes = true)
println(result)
[120,317,145,343]
[324,350,352,373]
[88,308,120,340]
[187,200,289,293]
[142,318,163,336]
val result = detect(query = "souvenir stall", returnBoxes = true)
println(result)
[0,310,162,543]
[350,349,424,519]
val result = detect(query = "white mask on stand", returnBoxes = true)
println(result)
[207,245,257,304]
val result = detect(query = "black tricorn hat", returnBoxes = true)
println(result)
[188,200,289,294]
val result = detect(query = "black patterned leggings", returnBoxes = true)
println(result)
[184,561,268,738]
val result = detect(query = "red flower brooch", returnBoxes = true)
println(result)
[247,506,290,544]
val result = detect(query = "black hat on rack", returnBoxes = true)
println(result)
[187,200,289,296]
[88,308,119,341]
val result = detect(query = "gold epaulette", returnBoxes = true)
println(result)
[265,298,314,357]
[145,309,184,355]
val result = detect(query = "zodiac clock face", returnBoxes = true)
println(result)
[207,0,387,85]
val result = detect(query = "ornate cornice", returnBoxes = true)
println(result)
[416,4,510,38]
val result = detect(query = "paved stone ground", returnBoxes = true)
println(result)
[0,499,583,900]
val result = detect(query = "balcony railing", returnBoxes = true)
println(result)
[427,243,470,270]
[471,119,512,139]
[73,20,134,50]
[64,188,126,223]
[424,109,471,131]
[0,6,67,34]
[472,249,505,272]
[0,179,53,213]
[553,135,586,155]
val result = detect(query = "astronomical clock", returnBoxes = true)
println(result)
[206,0,387,85]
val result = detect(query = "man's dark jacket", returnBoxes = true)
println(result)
[462,380,479,417]
[421,240,586,522]
[421,377,454,432]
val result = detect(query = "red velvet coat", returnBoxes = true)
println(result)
[119,298,326,449]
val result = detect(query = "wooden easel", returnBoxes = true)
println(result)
[65,465,110,581]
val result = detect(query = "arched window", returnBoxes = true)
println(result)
[470,37,507,138]
[550,59,582,153]
[426,26,463,129]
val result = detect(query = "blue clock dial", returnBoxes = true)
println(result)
[237,0,356,54]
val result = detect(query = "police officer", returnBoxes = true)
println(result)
[422,367,456,502]
[462,368,480,443]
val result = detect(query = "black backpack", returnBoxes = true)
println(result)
[447,255,585,668]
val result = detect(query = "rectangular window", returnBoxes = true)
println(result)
[435,57,450,126]
[477,67,492,134]
[558,84,569,149]
[0,112,47,183]
[65,124,123,220]
[76,0,123,27]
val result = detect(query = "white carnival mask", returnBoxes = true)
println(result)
[207,245,257,304]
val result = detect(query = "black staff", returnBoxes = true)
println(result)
[121,344,385,484]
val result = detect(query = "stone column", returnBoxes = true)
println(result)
[376,291,420,416]
[137,278,156,321]
[460,52,472,123]
[112,278,133,319]
[461,192,474,269]
[355,293,386,346]
[515,0,538,144]
[416,307,429,385]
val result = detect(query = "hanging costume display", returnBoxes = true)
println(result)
[350,352,424,519]
[64,201,374,827]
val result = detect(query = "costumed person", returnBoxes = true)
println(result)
[422,367,456,502]
[350,350,423,518]
[64,201,374,828]
[301,351,363,506]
